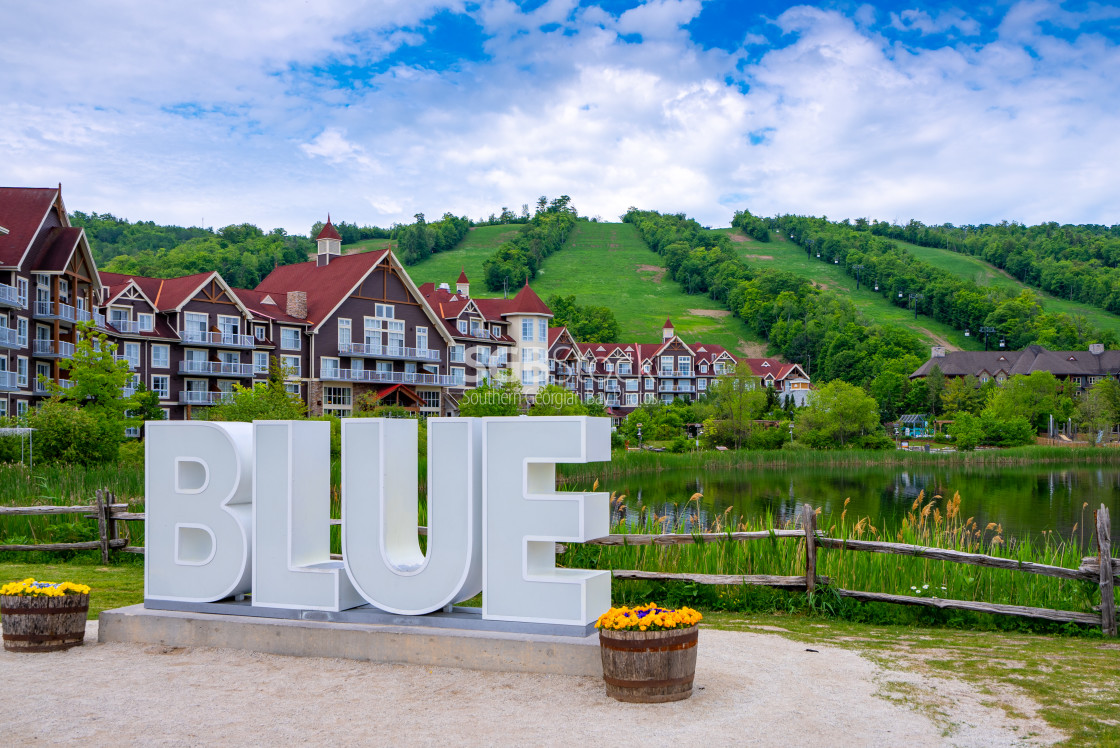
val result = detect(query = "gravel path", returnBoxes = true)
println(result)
[0,621,1059,746]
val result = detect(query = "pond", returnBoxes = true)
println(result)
[570,464,1120,545]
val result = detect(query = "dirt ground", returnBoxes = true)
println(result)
[0,621,1059,747]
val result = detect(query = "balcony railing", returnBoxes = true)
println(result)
[0,371,17,391]
[179,361,256,377]
[0,327,20,350]
[659,384,695,394]
[121,386,136,398]
[0,284,24,309]
[33,339,75,359]
[33,301,76,322]
[113,354,139,370]
[179,390,237,406]
[111,320,142,334]
[338,342,440,363]
[181,330,255,348]
[320,369,459,387]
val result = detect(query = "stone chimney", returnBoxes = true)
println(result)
[931,346,946,358]
[1090,343,1105,355]
[286,291,307,320]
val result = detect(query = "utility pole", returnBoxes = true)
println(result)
[978,326,997,351]
[852,264,864,291]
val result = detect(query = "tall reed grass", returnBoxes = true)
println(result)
[561,489,1104,631]
[559,445,1120,481]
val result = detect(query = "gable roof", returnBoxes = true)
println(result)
[99,270,252,317]
[256,250,388,325]
[232,288,308,325]
[911,345,1120,379]
[0,187,58,267]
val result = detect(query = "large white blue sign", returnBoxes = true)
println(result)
[144,416,611,626]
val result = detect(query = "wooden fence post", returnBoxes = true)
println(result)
[95,489,109,565]
[1098,505,1116,637]
[803,502,817,595]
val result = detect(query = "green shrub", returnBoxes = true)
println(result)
[29,401,122,465]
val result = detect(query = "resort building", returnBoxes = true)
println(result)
[911,345,1120,393]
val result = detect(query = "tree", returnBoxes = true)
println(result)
[940,375,982,415]
[207,357,305,422]
[796,380,882,448]
[707,365,768,449]
[50,321,134,422]
[28,401,123,465]
[545,294,620,344]
[458,371,523,417]
[128,382,166,438]
[1078,380,1119,444]
[947,411,982,450]
[924,365,946,416]
[528,385,587,416]
[985,371,1072,431]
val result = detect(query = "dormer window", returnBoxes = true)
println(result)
[457,319,468,335]
[138,313,155,332]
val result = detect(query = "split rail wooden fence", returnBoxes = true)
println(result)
[2,492,1117,636]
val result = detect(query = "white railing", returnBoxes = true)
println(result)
[0,284,23,308]
[0,327,19,348]
[34,301,76,322]
[113,354,139,370]
[320,369,459,387]
[111,320,141,334]
[33,339,75,358]
[339,342,440,362]
[181,330,255,348]
[179,361,255,377]
[0,371,17,389]
[94,311,107,328]
[179,391,236,406]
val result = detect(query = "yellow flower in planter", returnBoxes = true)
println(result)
[595,603,701,631]
[1,579,91,597]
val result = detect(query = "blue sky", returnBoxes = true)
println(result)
[1,0,1118,234]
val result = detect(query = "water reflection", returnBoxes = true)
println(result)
[580,463,1120,546]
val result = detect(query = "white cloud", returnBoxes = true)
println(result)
[0,0,1117,234]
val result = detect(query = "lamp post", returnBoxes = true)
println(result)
[851,264,865,291]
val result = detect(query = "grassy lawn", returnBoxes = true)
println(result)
[706,611,1120,747]
[402,222,765,353]
[0,561,143,619]
[712,228,974,351]
[889,237,1120,340]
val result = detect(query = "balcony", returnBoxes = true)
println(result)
[179,361,256,377]
[0,327,21,350]
[338,342,440,363]
[0,371,17,391]
[121,386,136,398]
[0,284,25,310]
[113,354,139,370]
[33,339,75,359]
[34,301,77,322]
[659,383,695,394]
[181,330,255,348]
[32,377,73,395]
[320,369,459,387]
[179,391,237,406]
[111,320,145,334]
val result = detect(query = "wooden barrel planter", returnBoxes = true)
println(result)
[1,594,89,653]
[599,625,698,703]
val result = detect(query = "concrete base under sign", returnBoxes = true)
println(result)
[98,605,603,677]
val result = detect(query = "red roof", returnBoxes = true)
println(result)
[233,288,308,325]
[663,317,674,329]
[457,269,468,283]
[374,383,421,404]
[98,270,217,312]
[505,282,552,317]
[0,187,58,266]
[256,250,388,325]
[33,226,83,271]
[316,217,341,241]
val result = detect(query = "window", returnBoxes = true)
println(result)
[699,364,708,374]
[144,344,167,370]
[450,345,465,363]
[16,357,27,387]
[521,369,533,386]
[184,311,207,332]
[280,328,301,351]
[351,358,364,374]
[138,313,155,332]
[420,391,440,409]
[451,367,465,386]
[470,318,482,337]
[416,326,427,351]
[253,351,268,374]
[375,304,394,319]
[0,400,7,418]
[285,382,301,396]
[324,386,352,414]
[109,307,130,327]
[405,362,417,374]
[644,377,655,389]
[491,324,501,337]
[521,320,533,341]
[677,356,692,375]
[626,393,638,406]
[604,363,614,373]
[583,377,593,389]
[151,375,170,399]
[16,318,27,347]
[59,278,70,303]
[495,348,507,366]
[124,342,141,368]
[538,319,546,341]
[254,325,267,341]
[626,379,638,392]
[537,370,546,386]
[476,346,491,366]
[642,362,651,374]
[336,318,351,348]
[281,355,301,377]
[698,378,707,391]
[457,319,468,335]
[16,400,28,416]
[619,363,631,375]
[660,355,674,374]
[16,278,27,308]
[387,319,405,351]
